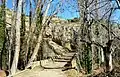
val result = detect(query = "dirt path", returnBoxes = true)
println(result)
[13,52,76,77]
[14,61,67,77]
[13,60,68,77]
[14,68,66,77]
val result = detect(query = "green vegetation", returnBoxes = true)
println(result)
[0,5,5,51]
[67,18,80,22]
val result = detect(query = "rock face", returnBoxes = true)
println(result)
[42,21,120,61]
[42,22,81,58]
[44,23,81,47]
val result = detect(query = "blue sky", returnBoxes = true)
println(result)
[47,0,79,19]
[6,0,79,19]
[110,0,120,23]
[2,0,120,22]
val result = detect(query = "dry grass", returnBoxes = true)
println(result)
[64,69,80,77]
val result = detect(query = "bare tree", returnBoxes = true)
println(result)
[26,0,52,68]
[11,0,23,75]
[77,0,118,74]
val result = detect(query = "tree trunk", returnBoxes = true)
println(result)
[26,0,52,68]
[104,51,113,72]
[25,0,42,62]
[11,0,23,75]
[8,0,16,73]
[18,0,26,70]
[101,48,104,62]
[103,40,113,72]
